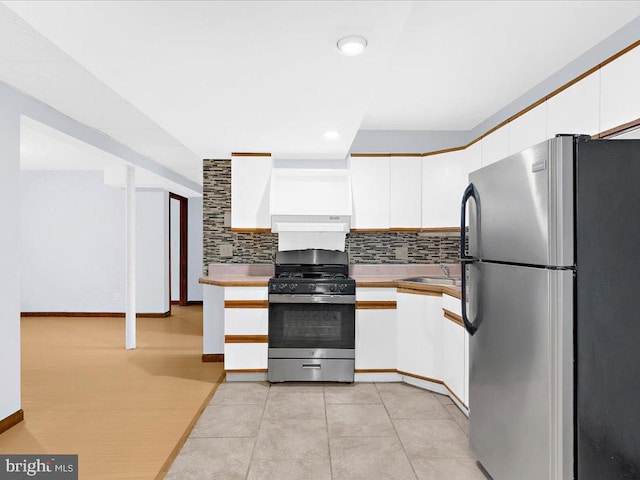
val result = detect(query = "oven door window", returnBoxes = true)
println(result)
[268,303,355,349]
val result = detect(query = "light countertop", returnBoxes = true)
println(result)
[199,263,461,298]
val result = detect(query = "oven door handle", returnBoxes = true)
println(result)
[269,294,355,305]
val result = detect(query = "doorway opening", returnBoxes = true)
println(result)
[169,193,188,307]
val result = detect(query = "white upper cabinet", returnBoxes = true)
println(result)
[231,155,272,229]
[349,155,390,229]
[508,103,547,155]
[600,46,640,133]
[422,143,481,229]
[390,156,422,229]
[481,126,509,167]
[465,141,482,179]
[547,71,600,138]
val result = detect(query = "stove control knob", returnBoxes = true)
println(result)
[289,283,297,291]
[278,283,286,291]
[339,284,347,292]
[308,283,315,291]
[330,284,336,292]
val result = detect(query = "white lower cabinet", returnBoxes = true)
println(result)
[464,332,470,406]
[224,308,268,335]
[355,288,397,371]
[442,293,467,405]
[398,291,469,410]
[355,309,396,370]
[441,313,465,404]
[224,343,268,370]
[397,292,442,380]
[223,286,269,372]
[397,292,420,374]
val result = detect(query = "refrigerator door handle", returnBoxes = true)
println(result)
[460,183,479,335]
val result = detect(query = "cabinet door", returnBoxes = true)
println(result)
[390,156,422,228]
[547,71,600,138]
[224,343,268,370]
[464,331,470,406]
[350,155,390,229]
[422,144,481,229]
[481,126,509,167]
[397,292,422,374]
[509,103,547,155]
[415,294,444,381]
[397,292,442,380]
[600,46,640,133]
[441,313,465,405]
[355,309,396,370]
[231,155,272,229]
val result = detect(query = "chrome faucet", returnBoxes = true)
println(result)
[441,264,450,277]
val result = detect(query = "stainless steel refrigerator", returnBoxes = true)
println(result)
[460,134,640,480]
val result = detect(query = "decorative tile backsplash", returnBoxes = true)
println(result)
[202,159,461,271]
[203,159,277,270]
[346,231,460,264]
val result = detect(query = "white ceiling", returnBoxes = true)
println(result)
[362,1,640,130]
[0,3,203,185]
[2,1,640,181]
[20,117,202,198]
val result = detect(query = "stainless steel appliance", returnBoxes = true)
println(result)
[460,134,640,479]
[268,249,355,382]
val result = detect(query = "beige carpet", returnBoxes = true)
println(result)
[0,305,224,480]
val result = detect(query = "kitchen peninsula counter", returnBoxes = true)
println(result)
[199,263,462,297]
[199,263,272,286]
[199,275,270,287]
[353,276,461,298]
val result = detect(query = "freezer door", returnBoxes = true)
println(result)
[468,262,573,480]
[575,138,640,478]
[468,136,574,267]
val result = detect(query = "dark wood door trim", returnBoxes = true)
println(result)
[169,193,189,307]
[0,409,24,435]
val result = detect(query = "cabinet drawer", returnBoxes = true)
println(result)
[356,287,397,302]
[224,287,268,301]
[224,343,268,370]
[224,308,268,335]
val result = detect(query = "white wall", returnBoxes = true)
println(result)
[188,196,203,302]
[0,110,21,421]
[20,172,170,314]
[170,198,180,302]
[21,170,126,312]
[136,189,170,314]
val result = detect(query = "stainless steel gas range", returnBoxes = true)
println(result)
[267,249,355,383]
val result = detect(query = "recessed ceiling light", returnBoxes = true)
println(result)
[324,130,340,139]
[337,35,367,56]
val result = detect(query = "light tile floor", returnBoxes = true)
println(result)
[166,382,487,480]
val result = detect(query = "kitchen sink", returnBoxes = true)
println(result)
[399,276,461,286]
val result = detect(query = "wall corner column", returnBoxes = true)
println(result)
[0,110,22,426]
